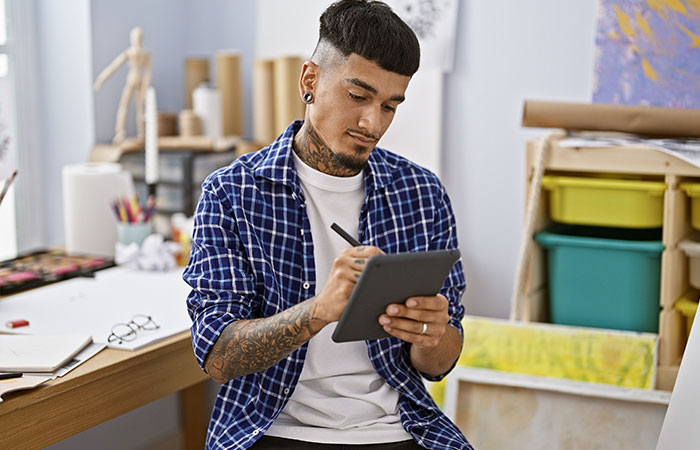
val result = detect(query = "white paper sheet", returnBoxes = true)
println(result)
[0,267,193,351]
[560,135,700,169]
[34,342,106,379]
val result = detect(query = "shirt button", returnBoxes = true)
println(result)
[283,388,290,395]
[252,430,259,436]
[303,282,310,289]
[300,229,304,236]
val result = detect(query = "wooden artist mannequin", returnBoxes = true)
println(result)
[94,27,152,144]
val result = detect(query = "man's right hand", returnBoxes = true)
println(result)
[204,245,383,383]
[315,246,384,323]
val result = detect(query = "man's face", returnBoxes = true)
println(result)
[306,53,410,170]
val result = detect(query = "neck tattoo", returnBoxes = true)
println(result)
[293,123,365,177]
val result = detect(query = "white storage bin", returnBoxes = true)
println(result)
[119,152,190,183]
[679,237,700,289]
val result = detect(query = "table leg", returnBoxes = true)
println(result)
[181,381,208,449]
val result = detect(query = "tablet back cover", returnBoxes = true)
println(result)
[332,249,460,343]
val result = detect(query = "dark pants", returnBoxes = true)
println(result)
[251,435,424,449]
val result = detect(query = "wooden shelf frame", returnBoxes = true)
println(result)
[524,137,700,391]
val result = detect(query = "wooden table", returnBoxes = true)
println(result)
[0,331,210,449]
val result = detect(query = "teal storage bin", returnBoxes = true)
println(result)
[534,225,664,333]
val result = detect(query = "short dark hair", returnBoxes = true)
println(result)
[316,0,420,77]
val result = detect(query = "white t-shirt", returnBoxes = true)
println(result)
[265,152,410,444]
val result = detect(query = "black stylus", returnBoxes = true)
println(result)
[0,372,22,380]
[331,223,362,247]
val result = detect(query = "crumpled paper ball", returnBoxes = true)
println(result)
[115,234,181,271]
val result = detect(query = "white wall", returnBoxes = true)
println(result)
[256,0,598,319]
[30,0,598,447]
[184,0,256,140]
[443,0,597,318]
[34,0,258,246]
[39,2,255,449]
[256,0,444,175]
[92,0,256,144]
[37,0,95,246]
[91,0,189,143]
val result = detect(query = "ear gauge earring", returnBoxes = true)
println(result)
[303,92,314,103]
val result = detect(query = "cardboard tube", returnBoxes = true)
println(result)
[184,58,210,109]
[522,100,700,138]
[178,109,201,137]
[216,51,244,137]
[273,56,305,136]
[253,59,276,145]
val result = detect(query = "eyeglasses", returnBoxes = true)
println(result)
[107,314,160,344]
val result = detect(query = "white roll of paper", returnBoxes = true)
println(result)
[62,162,134,257]
[193,83,222,140]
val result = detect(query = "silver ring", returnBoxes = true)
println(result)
[420,322,428,335]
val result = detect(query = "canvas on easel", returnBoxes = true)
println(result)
[656,302,700,449]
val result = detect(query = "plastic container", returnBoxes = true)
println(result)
[541,175,666,228]
[680,182,700,230]
[116,222,152,246]
[679,237,700,289]
[534,225,664,333]
[674,290,698,338]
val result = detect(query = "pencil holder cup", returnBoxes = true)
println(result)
[116,222,152,247]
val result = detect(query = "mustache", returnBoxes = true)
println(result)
[347,129,379,142]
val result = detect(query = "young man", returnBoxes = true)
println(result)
[184,1,472,449]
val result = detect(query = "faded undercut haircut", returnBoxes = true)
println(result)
[314,0,420,77]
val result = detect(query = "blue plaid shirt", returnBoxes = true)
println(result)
[184,121,472,450]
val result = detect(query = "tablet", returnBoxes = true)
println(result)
[331,249,460,343]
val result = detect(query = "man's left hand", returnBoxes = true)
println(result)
[378,294,450,348]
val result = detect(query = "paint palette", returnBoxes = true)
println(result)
[0,250,114,295]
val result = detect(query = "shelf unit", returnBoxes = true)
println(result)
[118,149,238,236]
[524,137,699,391]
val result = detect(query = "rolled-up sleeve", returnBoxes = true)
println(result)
[184,176,259,371]
[424,184,466,382]
[432,184,467,338]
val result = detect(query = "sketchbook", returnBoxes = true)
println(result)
[0,334,93,373]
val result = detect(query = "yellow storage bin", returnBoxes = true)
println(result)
[675,290,698,338]
[541,175,666,228]
[680,182,700,230]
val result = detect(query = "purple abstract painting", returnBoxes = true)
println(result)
[593,0,700,109]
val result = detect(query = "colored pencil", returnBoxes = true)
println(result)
[111,194,155,224]
[130,195,140,222]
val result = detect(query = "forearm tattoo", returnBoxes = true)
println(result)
[205,299,328,383]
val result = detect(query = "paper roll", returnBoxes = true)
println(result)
[62,163,134,257]
[178,110,202,137]
[522,100,700,138]
[184,58,210,109]
[216,51,244,136]
[193,83,222,139]
[253,59,276,145]
[273,56,305,136]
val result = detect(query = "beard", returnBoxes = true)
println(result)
[330,146,369,173]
